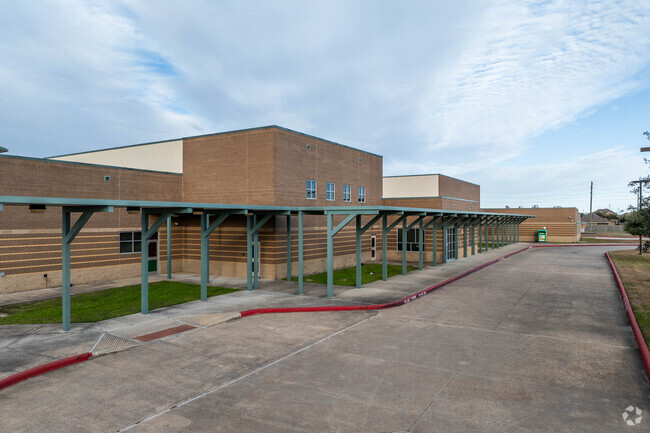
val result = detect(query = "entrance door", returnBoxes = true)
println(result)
[446,227,457,261]
[148,232,158,272]
[371,235,377,261]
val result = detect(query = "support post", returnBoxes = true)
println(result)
[471,222,476,255]
[463,220,468,258]
[442,220,448,263]
[286,215,292,282]
[254,215,259,290]
[478,218,483,253]
[141,211,150,314]
[418,219,424,270]
[246,215,252,291]
[356,215,362,288]
[327,212,334,298]
[402,218,408,275]
[432,224,438,265]
[62,210,71,331]
[298,211,304,295]
[167,216,172,279]
[200,212,209,301]
[382,215,388,281]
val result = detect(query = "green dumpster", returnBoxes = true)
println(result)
[537,229,547,243]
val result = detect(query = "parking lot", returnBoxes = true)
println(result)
[1,245,648,432]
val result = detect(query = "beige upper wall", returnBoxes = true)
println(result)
[383,175,439,198]
[48,140,184,174]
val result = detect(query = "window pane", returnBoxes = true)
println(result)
[120,241,132,253]
[120,232,131,242]
[134,232,141,241]
[134,241,142,253]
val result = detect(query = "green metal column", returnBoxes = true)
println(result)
[490,220,497,249]
[382,215,388,281]
[326,212,334,298]
[401,218,408,275]
[253,215,259,290]
[432,224,438,265]
[356,215,362,288]
[454,221,459,259]
[286,215,292,282]
[62,210,71,331]
[442,220,448,263]
[418,219,424,270]
[246,215,252,291]
[200,212,209,301]
[298,211,304,295]
[471,222,476,255]
[167,216,172,279]
[141,211,150,314]
[463,221,468,258]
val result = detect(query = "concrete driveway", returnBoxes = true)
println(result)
[1,245,648,432]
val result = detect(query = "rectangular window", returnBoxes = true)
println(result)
[358,186,366,203]
[306,179,317,199]
[343,184,351,202]
[326,182,335,201]
[120,231,142,254]
[397,228,424,252]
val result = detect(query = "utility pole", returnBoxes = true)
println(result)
[631,179,644,255]
[589,181,593,235]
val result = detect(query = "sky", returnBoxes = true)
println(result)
[1,0,650,214]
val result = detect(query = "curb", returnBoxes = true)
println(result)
[605,252,650,379]
[0,352,92,391]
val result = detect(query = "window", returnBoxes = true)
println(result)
[306,179,316,199]
[358,186,366,203]
[326,182,335,201]
[120,231,142,254]
[397,228,424,252]
[343,184,351,202]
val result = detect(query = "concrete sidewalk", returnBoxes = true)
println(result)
[0,243,529,380]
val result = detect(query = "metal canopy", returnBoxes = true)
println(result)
[0,195,534,330]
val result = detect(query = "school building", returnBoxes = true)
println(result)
[0,126,532,329]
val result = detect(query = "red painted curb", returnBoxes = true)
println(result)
[0,352,92,391]
[605,252,650,378]
[241,246,530,318]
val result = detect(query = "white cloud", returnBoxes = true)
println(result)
[412,0,650,163]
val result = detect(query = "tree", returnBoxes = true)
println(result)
[625,131,650,236]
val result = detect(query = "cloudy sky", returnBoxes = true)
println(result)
[2,0,650,213]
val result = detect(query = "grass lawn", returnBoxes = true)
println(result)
[0,281,239,325]
[289,263,417,286]
[609,250,650,349]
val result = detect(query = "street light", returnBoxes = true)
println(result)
[0,146,7,153]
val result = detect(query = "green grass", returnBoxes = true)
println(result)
[609,250,650,349]
[579,237,636,244]
[288,263,417,286]
[0,281,239,325]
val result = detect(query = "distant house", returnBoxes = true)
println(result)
[581,212,611,233]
